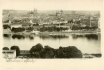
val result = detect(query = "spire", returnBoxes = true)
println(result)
[8,13,11,24]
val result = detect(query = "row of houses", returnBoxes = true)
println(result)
[2,50,16,59]
[3,18,70,29]
[2,50,30,59]
[3,16,100,31]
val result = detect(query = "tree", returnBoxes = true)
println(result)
[2,47,9,50]
[66,46,82,58]
[3,25,10,29]
[30,43,43,58]
[11,28,25,32]
[12,34,25,39]
[41,45,55,58]
[10,46,20,57]
[56,46,82,58]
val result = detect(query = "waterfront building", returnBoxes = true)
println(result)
[20,50,30,55]
[20,50,30,57]
[2,50,16,59]
[11,23,22,29]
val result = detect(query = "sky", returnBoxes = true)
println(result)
[0,0,103,11]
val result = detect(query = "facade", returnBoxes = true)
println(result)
[20,50,30,57]
[2,50,16,59]
[11,24,22,29]
[90,17,99,27]
[3,23,11,26]
[20,50,30,55]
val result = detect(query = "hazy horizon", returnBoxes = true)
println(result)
[1,0,102,11]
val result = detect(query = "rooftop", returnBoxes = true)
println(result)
[2,50,16,53]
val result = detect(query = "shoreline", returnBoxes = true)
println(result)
[3,31,100,36]
[3,53,102,59]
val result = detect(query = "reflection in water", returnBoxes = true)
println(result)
[11,34,34,40]
[72,34,99,40]
[50,35,69,39]
[28,35,34,40]
[39,35,69,40]
[72,34,84,39]
[3,33,101,54]
[85,34,98,40]
[3,34,100,40]
[12,34,25,39]
[3,34,11,38]
[39,35,51,39]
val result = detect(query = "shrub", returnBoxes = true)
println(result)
[40,45,55,58]
[10,46,20,57]
[30,43,43,58]
[2,47,9,50]
[56,46,82,58]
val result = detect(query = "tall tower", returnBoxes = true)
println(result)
[98,18,100,29]
[33,8,38,18]
[60,10,63,16]
[56,10,64,29]
[8,13,11,25]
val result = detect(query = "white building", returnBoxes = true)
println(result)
[11,24,22,29]
[2,50,16,59]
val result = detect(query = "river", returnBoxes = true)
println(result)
[3,33,101,54]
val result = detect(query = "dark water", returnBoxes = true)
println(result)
[3,33,101,54]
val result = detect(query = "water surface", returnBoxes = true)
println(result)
[3,33,101,54]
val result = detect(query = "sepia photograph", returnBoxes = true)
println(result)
[2,9,101,59]
[0,0,103,70]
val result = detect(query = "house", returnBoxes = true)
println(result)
[2,50,16,59]
[11,23,22,29]
[90,17,99,27]
[20,50,30,57]
[10,19,22,29]
[3,20,11,29]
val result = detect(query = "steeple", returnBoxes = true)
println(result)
[8,13,11,24]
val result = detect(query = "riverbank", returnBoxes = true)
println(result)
[17,54,101,59]
[83,53,101,58]
[3,53,101,59]
[39,31,100,35]
[3,30,101,37]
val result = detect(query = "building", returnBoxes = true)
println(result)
[20,50,30,54]
[20,50,30,56]
[2,50,16,59]
[11,23,22,29]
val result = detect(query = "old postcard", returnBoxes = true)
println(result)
[0,0,103,70]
